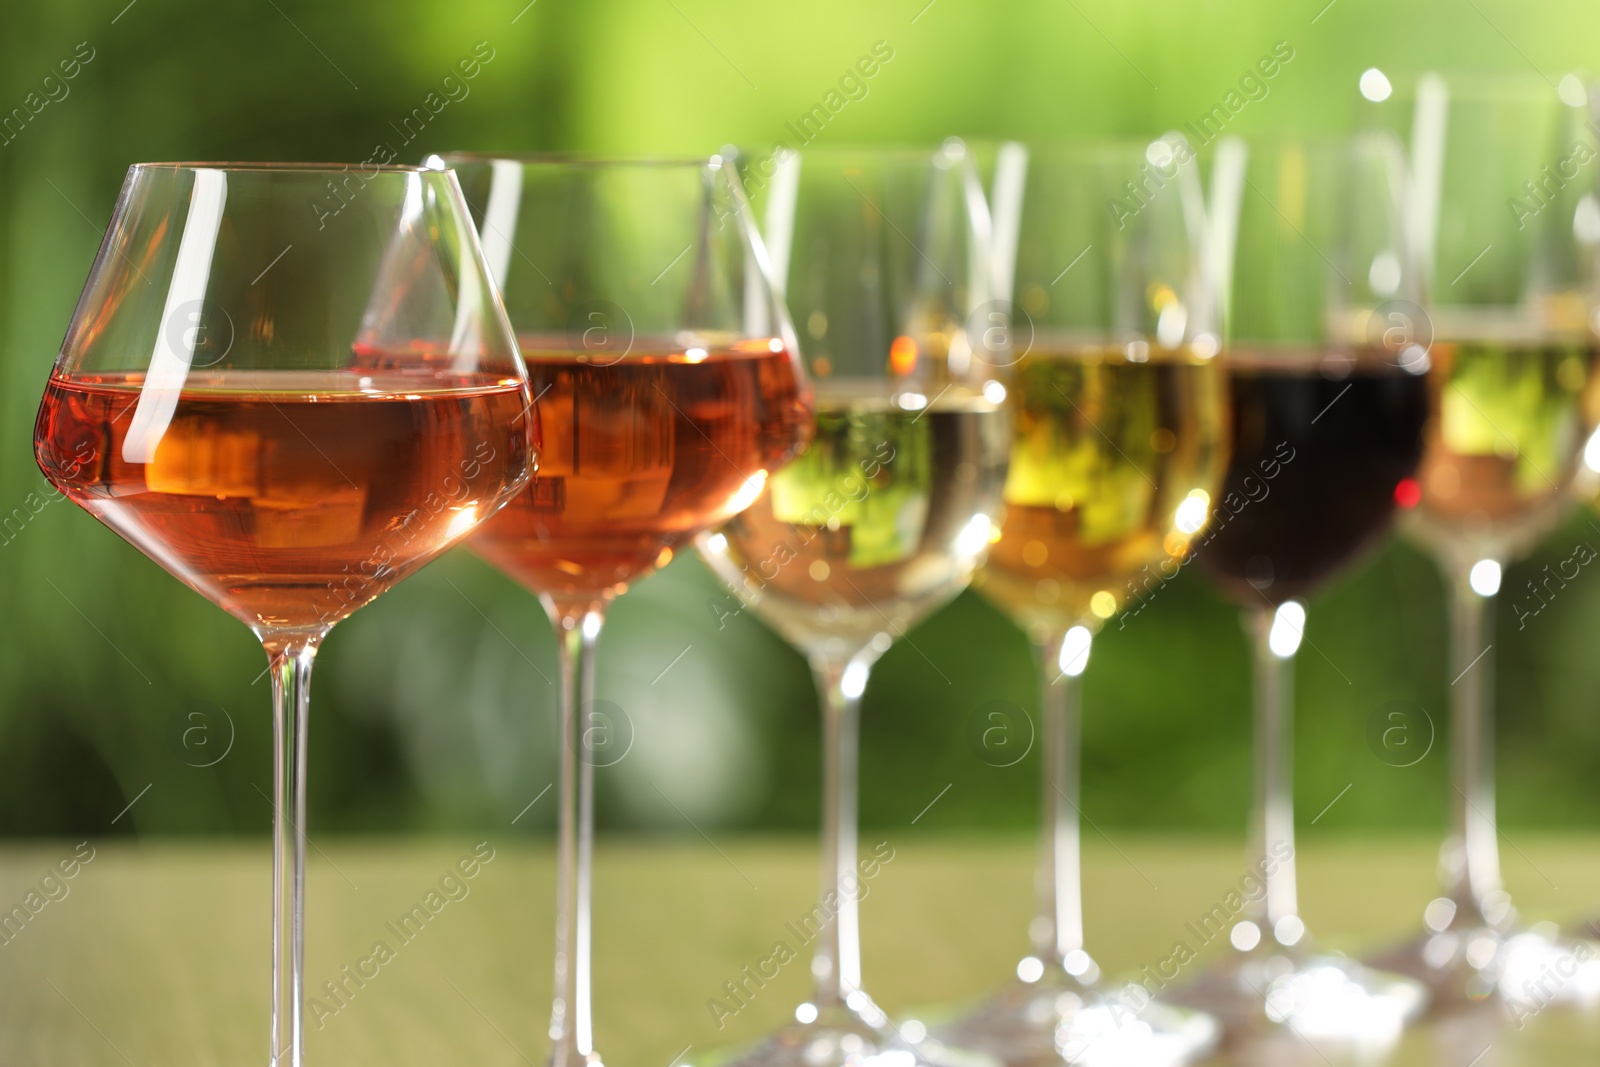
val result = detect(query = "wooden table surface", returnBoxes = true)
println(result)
[2,836,1598,1065]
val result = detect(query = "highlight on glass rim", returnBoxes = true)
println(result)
[4,3,1600,1066]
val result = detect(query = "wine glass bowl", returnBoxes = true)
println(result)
[1191,353,1431,607]
[34,368,532,634]
[972,137,1230,643]
[35,163,534,636]
[469,330,806,604]
[1399,73,1600,572]
[1192,135,1432,608]
[446,155,812,613]
[701,142,1010,666]
[1406,333,1599,567]
[32,161,533,1067]
[973,332,1228,639]
[701,373,1009,660]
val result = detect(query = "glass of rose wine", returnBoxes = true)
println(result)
[33,162,535,1066]
[936,136,1227,1067]
[1368,73,1600,1005]
[1176,135,1431,1038]
[695,140,1009,1067]
[438,154,811,1067]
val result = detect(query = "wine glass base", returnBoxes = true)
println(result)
[1168,946,1426,1043]
[930,964,1220,1067]
[710,1000,998,1067]
[1369,921,1600,1010]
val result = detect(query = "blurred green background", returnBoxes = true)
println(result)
[2,0,1599,845]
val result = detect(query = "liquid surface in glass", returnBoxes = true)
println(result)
[1405,338,1599,559]
[1196,348,1430,606]
[36,367,533,631]
[470,337,809,602]
[703,378,1009,660]
[975,341,1228,637]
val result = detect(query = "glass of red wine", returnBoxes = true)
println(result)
[1174,136,1432,1039]
[437,154,812,1067]
[1368,73,1600,1006]
[33,162,535,1066]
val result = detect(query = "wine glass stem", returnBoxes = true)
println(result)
[1245,605,1298,931]
[810,653,867,1008]
[1033,631,1085,963]
[549,603,604,1067]
[1446,568,1501,921]
[265,635,320,1067]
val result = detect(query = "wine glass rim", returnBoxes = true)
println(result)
[993,135,1201,160]
[1375,70,1584,103]
[127,161,449,175]
[433,151,724,169]
[1195,131,1403,153]
[723,141,965,161]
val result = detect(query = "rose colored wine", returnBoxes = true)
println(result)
[35,368,532,631]
[469,338,809,603]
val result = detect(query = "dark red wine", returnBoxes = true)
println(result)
[1196,350,1429,606]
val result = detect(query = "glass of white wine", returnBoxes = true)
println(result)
[696,140,1010,1067]
[1369,72,1600,1006]
[936,137,1227,1067]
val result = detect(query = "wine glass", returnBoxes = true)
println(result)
[1176,135,1431,1037]
[936,137,1227,1066]
[695,141,1009,1067]
[1369,73,1600,1005]
[32,162,535,1066]
[437,154,811,1067]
